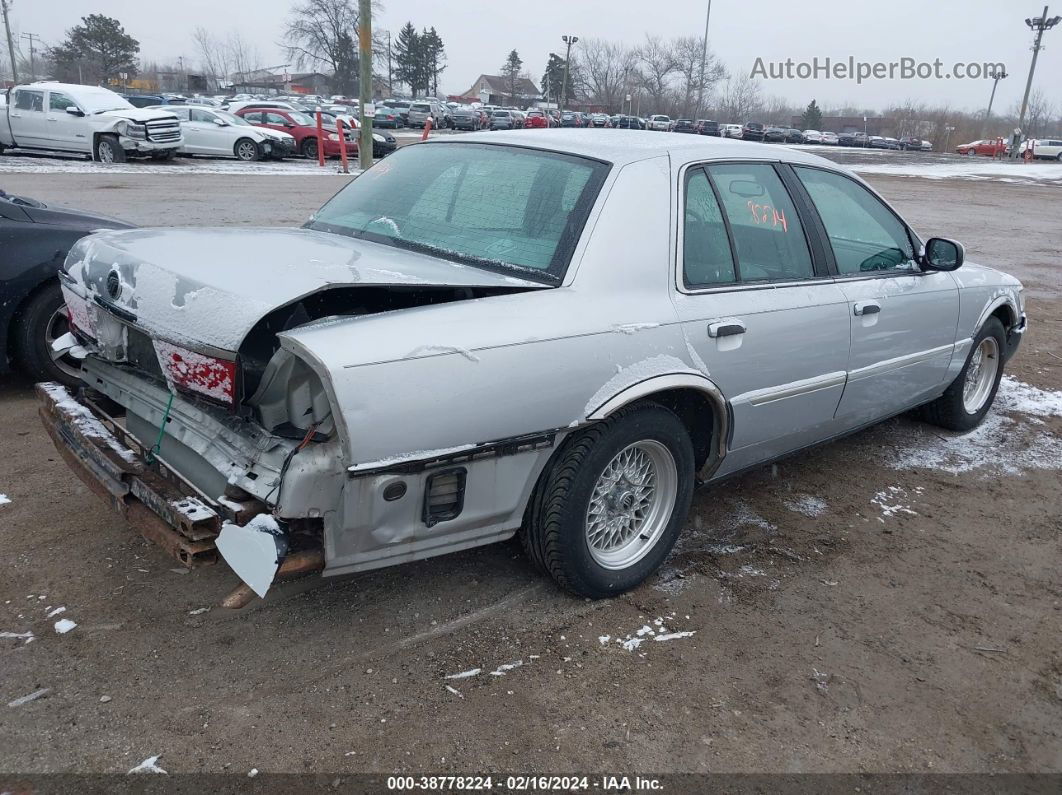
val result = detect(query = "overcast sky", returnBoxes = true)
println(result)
[9,0,1061,112]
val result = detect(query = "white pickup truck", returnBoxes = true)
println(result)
[0,81,183,163]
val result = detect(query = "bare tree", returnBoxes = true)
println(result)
[576,38,636,112]
[227,30,261,79]
[718,73,763,122]
[672,35,724,118]
[635,35,676,113]
[282,0,378,94]
[193,27,233,89]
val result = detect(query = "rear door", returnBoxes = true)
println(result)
[789,165,959,427]
[9,88,47,147]
[672,161,852,477]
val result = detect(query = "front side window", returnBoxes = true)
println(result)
[14,89,43,112]
[707,163,814,282]
[794,166,915,274]
[264,112,291,125]
[683,169,736,287]
[48,92,75,112]
[242,111,263,123]
[308,143,609,282]
[190,108,213,123]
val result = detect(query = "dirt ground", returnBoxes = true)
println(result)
[0,169,1060,777]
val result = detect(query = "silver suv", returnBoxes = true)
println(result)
[406,101,437,129]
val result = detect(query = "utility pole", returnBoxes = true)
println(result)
[695,0,713,118]
[561,34,578,110]
[385,30,392,96]
[2,0,18,85]
[21,31,40,82]
[357,0,373,171]
[1011,5,1061,158]
[979,68,1007,138]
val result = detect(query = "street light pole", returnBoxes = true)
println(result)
[979,68,1007,138]
[943,124,956,153]
[695,0,713,118]
[561,34,578,110]
[2,0,18,85]
[1011,5,1060,158]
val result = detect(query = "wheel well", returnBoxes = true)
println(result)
[6,276,59,365]
[989,303,1016,330]
[639,388,717,472]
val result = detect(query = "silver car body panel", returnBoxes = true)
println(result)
[56,130,1025,580]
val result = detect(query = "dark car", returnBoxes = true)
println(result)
[672,119,698,134]
[612,115,640,129]
[373,107,402,129]
[382,99,412,126]
[898,136,923,151]
[0,190,134,386]
[451,108,481,131]
[763,126,787,143]
[742,122,766,141]
[559,112,583,128]
[836,132,857,147]
[784,128,805,144]
[851,132,869,147]
[695,120,721,136]
[123,94,185,108]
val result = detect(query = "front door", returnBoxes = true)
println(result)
[44,90,89,152]
[789,165,960,427]
[672,162,852,477]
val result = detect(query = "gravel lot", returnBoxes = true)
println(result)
[1,160,1060,776]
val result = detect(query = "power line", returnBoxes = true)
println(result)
[21,31,42,81]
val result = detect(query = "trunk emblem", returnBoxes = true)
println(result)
[106,270,122,300]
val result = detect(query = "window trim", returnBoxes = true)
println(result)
[675,159,830,295]
[784,162,925,280]
[681,165,740,290]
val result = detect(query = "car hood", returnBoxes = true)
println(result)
[63,227,544,351]
[254,127,295,142]
[96,107,179,123]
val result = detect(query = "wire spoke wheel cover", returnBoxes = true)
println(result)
[585,440,678,570]
[962,336,999,414]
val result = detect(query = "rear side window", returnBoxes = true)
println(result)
[14,89,43,111]
[793,166,915,274]
[683,169,736,287]
[706,163,814,282]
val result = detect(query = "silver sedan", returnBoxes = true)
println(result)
[44,131,1026,602]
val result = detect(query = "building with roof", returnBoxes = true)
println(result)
[457,74,541,105]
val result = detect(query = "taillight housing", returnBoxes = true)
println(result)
[153,339,237,406]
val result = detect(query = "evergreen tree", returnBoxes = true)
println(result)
[541,53,566,107]
[421,27,446,97]
[49,14,140,85]
[393,22,422,96]
[501,50,523,104]
[800,99,823,130]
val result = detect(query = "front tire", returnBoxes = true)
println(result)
[301,138,319,160]
[234,138,261,161]
[919,317,1006,432]
[95,135,126,164]
[13,282,82,387]
[521,403,695,598]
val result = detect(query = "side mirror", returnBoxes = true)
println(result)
[922,237,964,271]
[213,118,228,126]
[65,106,85,117]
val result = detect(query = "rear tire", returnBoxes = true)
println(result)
[521,403,695,598]
[95,135,126,163]
[13,282,82,387]
[918,317,1006,432]
[301,138,319,159]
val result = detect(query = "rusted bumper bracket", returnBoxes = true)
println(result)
[36,382,223,566]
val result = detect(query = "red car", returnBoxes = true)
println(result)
[956,139,1006,157]
[523,110,549,129]
[235,108,357,160]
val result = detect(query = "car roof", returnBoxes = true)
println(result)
[426,129,849,170]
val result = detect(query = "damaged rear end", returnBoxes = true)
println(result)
[43,227,541,601]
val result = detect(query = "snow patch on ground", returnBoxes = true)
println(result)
[128,755,168,774]
[0,151,359,177]
[54,618,78,634]
[783,494,828,518]
[8,688,51,707]
[445,668,481,680]
[0,494,10,506]
[891,378,1062,476]
[604,614,697,653]
[871,486,921,522]
[851,161,1062,184]
[1,630,35,644]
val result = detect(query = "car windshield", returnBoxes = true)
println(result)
[76,87,135,114]
[306,143,609,284]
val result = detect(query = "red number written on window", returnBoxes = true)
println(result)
[746,200,788,232]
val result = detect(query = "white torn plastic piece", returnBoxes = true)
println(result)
[444,668,480,680]
[597,635,611,645]
[188,607,210,616]
[128,756,168,774]
[8,688,51,707]
[445,685,464,698]
[54,618,77,634]
[489,660,523,676]
[46,606,66,618]
[215,514,286,598]
[51,331,78,352]
[1,630,35,644]
[654,631,696,642]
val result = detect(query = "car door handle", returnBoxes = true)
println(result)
[853,301,881,316]
[708,320,746,338]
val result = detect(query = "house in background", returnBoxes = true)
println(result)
[457,74,541,106]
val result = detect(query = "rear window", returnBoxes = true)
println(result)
[307,143,610,283]
[411,103,430,112]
